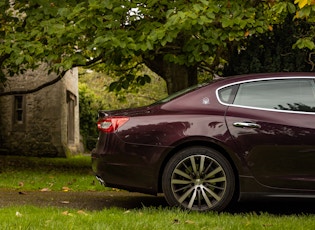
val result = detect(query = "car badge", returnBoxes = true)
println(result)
[202,97,210,104]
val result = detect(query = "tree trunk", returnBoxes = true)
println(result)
[144,55,198,94]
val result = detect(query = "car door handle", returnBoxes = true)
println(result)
[233,122,261,129]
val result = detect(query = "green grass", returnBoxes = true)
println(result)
[0,155,106,192]
[1,155,315,230]
[1,206,315,230]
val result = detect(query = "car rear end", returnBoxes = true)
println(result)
[91,106,174,194]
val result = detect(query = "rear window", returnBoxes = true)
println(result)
[218,85,239,104]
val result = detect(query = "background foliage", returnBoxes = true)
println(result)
[223,15,315,75]
[79,68,167,150]
[2,0,315,94]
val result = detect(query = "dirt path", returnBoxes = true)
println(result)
[0,190,167,211]
[1,189,315,214]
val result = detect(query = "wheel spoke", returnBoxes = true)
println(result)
[190,156,198,174]
[197,189,202,208]
[206,176,226,183]
[171,179,192,185]
[178,186,195,203]
[204,166,223,179]
[182,162,192,174]
[174,168,192,180]
[206,183,225,190]
[203,186,222,201]
[187,187,197,209]
[201,187,213,208]
[199,156,205,174]
[174,184,192,193]
[203,161,214,175]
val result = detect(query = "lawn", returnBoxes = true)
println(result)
[0,155,315,230]
[0,155,105,192]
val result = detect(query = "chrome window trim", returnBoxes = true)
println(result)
[216,76,315,115]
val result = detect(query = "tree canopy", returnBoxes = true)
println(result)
[1,0,315,94]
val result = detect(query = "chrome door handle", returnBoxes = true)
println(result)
[233,122,261,129]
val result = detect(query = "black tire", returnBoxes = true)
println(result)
[162,147,235,211]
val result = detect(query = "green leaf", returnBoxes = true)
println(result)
[58,8,70,17]
[270,2,285,14]
[122,80,129,89]
[256,27,264,33]
[287,2,296,14]
[294,38,315,50]
[15,56,24,65]
[25,55,34,64]
[221,18,232,28]
[303,40,315,50]
[126,74,135,82]
[109,82,119,91]
[193,4,204,12]
[155,29,166,40]
[146,40,153,50]
[202,44,209,52]
[206,11,215,19]
[143,74,151,83]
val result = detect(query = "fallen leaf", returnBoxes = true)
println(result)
[62,186,71,192]
[18,181,24,187]
[60,201,70,204]
[40,188,51,192]
[62,211,74,216]
[15,211,23,217]
[124,210,131,214]
[62,211,69,216]
[77,210,88,216]
[18,191,27,195]
[185,220,195,224]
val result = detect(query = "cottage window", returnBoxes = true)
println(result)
[67,91,77,144]
[13,95,26,130]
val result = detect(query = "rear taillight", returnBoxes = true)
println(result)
[97,117,129,133]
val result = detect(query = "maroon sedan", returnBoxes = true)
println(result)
[92,72,315,211]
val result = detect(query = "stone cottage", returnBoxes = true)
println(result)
[0,65,83,157]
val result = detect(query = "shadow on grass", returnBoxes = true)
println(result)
[2,189,315,215]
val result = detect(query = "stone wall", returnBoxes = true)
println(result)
[0,65,83,157]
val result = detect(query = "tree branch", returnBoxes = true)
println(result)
[0,70,66,96]
[0,53,106,97]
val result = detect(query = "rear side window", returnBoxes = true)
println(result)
[218,85,239,104]
[233,79,315,112]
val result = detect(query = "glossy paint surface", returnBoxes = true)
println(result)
[92,72,315,199]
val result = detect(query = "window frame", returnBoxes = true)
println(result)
[12,95,26,131]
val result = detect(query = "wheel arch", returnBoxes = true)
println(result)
[157,139,240,200]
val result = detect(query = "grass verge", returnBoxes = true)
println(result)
[0,155,106,191]
[1,205,315,230]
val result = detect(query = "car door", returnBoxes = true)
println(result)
[223,78,315,190]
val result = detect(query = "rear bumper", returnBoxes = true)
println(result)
[91,143,172,195]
